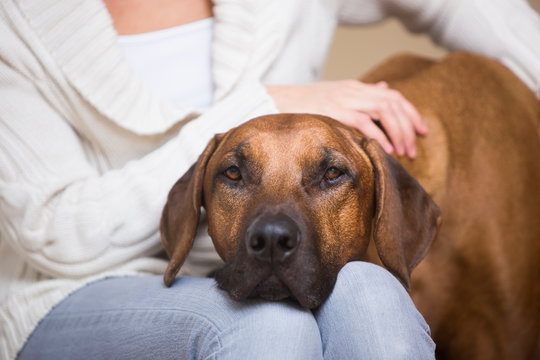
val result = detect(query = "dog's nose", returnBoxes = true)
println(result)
[246,213,300,263]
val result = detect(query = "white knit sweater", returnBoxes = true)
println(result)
[1,0,539,358]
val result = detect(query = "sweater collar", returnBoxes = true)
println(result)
[17,0,262,135]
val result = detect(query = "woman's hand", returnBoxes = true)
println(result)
[266,80,427,158]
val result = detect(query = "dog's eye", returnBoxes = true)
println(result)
[324,167,343,181]
[224,166,242,181]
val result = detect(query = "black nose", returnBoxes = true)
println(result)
[246,213,300,263]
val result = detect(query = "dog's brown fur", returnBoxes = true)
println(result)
[361,52,540,360]
[161,52,540,359]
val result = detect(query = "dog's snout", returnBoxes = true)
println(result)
[246,214,300,263]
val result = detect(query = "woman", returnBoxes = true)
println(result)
[1,0,539,358]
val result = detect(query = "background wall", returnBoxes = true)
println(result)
[324,0,540,80]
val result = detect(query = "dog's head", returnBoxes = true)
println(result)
[160,114,441,308]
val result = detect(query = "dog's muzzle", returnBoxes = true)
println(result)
[214,210,326,307]
[246,213,300,264]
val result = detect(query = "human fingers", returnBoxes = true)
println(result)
[346,83,419,157]
[367,103,407,157]
[388,88,428,135]
[387,101,417,158]
[352,82,427,136]
[337,110,394,154]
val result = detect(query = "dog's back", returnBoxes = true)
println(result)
[362,53,540,360]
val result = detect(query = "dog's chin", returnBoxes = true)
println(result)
[215,266,293,303]
[215,261,336,309]
[217,273,327,309]
[250,274,291,302]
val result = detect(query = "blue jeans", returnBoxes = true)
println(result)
[18,262,435,359]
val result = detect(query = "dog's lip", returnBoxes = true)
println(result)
[218,265,326,308]
[251,274,291,301]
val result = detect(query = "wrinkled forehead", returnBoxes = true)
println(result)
[218,115,352,166]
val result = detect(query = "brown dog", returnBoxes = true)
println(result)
[160,53,540,360]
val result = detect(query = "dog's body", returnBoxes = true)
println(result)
[360,53,540,360]
[161,53,540,359]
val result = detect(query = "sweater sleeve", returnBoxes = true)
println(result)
[337,0,540,99]
[0,60,276,279]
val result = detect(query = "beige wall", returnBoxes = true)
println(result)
[324,0,540,80]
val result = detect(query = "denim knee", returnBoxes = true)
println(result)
[315,261,435,360]
[334,261,413,301]
[214,299,323,359]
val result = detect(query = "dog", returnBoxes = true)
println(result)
[160,52,540,359]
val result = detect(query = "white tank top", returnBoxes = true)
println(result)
[117,18,214,109]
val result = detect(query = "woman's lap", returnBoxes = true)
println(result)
[17,262,435,359]
[17,275,322,360]
[315,262,435,359]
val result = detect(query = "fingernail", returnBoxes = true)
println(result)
[385,144,394,154]
[418,121,428,134]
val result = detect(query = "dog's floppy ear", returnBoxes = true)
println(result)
[360,137,441,291]
[160,134,223,287]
